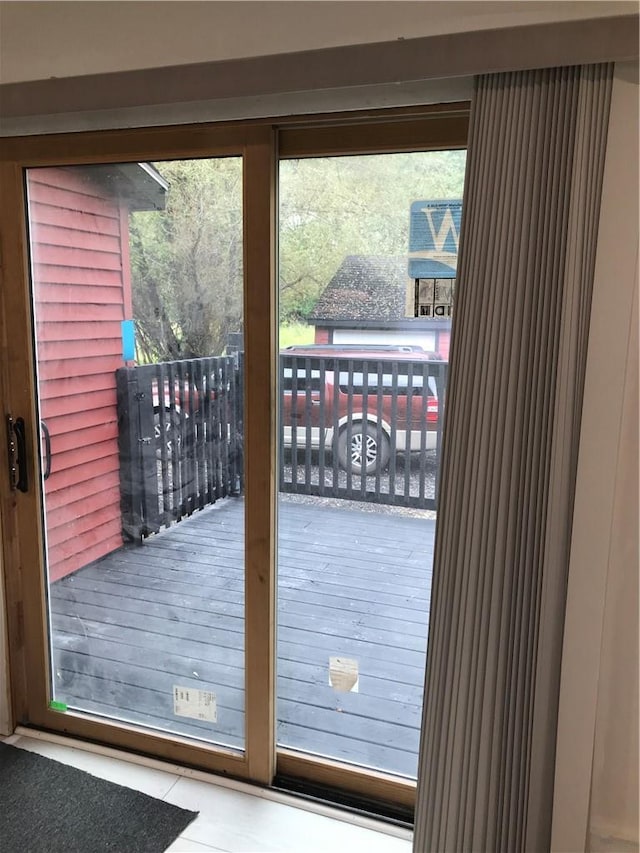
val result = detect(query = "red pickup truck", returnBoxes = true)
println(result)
[150,345,445,475]
[281,345,444,474]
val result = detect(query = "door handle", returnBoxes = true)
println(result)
[41,420,51,481]
[6,415,29,493]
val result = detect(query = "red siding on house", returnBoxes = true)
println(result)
[314,327,330,344]
[119,207,134,320]
[28,166,130,581]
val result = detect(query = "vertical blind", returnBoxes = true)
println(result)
[414,64,613,852]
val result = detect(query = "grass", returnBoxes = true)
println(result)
[279,322,315,348]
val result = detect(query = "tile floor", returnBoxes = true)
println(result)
[3,731,413,852]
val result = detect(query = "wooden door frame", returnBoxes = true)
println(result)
[0,123,277,785]
[0,103,469,809]
[274,106,468,811]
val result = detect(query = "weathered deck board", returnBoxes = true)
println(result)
[51,497,434,778]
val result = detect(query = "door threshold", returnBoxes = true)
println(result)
[12,726,412,842]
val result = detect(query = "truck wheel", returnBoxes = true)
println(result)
[337,423,390,475]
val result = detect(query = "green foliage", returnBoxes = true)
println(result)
[128,150,466,360]
[278,322,315,348]
[130,158,243,361]
[278,150,467,322]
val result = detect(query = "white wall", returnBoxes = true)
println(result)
[588,266,639,852]
[0,1,633,84]
[552,59,639,853]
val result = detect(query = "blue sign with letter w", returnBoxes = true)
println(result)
[408,199,462,279]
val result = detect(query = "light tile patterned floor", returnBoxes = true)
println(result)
[3,733,413,853]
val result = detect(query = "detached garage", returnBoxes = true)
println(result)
[309,255,452,358]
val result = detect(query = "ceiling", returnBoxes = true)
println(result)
[0,0,636,84]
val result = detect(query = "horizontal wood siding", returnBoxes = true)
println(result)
[29,166,129,580]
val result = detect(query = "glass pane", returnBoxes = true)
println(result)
[26,158,245,751]
[277,150,466,778]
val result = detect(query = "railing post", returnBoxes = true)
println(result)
[278,353,285,495]
[434,362,447,507]
[137,368,161,535]
[235,352,245,495]
[116,366,143,543]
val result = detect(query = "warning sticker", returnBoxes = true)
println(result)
[173,686,217,722]
[329,657,359,693]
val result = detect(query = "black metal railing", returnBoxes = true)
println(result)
[278,354,447,510]
[117,352,446,540]
[116,355,243,540]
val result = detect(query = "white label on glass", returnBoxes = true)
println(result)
[328,657,359,693]
[173,686,217,722]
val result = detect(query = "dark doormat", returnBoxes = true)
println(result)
[0,742,198,852]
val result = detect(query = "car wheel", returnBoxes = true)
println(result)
[337,422,390,475]
[154,409,181,458]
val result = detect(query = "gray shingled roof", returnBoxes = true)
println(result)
[309,256,408,323]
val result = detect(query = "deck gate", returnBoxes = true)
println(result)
[116,355,243,540]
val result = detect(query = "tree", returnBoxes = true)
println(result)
[278,150,467,322]
[128,150,467,359]
[129,158,243,361]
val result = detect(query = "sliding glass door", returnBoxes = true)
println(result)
[26,156,247,750]
[0,108,467,808]
[0,124,277,784]
[275,144,466,803]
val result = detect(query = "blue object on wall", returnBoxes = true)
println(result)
[121,320,136,361]
[408,199,462,279]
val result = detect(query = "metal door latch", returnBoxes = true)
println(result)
[6,415,28,492]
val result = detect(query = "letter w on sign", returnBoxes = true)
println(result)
[408,198,462,279]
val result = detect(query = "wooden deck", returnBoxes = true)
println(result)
[50,496,434,779]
